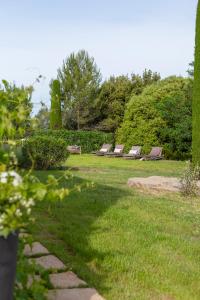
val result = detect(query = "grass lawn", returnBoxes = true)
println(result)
[30,155,200,300]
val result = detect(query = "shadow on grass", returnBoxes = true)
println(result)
[30,171,131,294]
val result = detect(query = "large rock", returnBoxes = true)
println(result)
[49,271,87,289]
[128,176,181,192]
[48,288,105,300]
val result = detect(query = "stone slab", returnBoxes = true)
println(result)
[50,271,87,289]
[48,288,105,300]
[24,242,49,257]
[27,275,41,288]
[128,176,182,192]
[32,255,66,271]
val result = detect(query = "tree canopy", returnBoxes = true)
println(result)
[57,50,101,130]
[95,70,160,132]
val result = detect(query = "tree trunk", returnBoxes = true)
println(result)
[77,107,80,130]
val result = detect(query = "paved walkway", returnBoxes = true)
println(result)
[23,240,105,300]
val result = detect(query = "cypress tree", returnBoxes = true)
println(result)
[50,79,62,129]
[192,0,200,165]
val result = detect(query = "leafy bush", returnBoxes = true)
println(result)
[116,77,192,159]
[22,136,69,170]
[0,80,33,138]
[116,93,165,154]
[180,162,200,197]
[32,130,114,153]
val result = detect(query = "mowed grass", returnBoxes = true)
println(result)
[31,155,200,300]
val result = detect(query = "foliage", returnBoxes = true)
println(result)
[0,155,71,237]
[116,88,165,154]
[34,102,50,130]
[95,76,135,132]
[131,69,161,95]
[0,80,33,138]
[180,162,200,197]
[155,78,192,159]
[187,61,194,77]
[192,1,200,165]
[57,50,102,130]
[117,77,192,159]
[0,79,72,237]
[50,80,62,129]
[95,70,160,133]
[34,130,114,153]
[22,136,69,170]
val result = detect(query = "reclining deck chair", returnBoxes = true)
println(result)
[67,145,81,154]
[94,144,112,156]
[105,145,124,157]
[142,147,163,161]
[123,146,142,160]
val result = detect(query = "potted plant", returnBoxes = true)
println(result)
[0,230,19,300]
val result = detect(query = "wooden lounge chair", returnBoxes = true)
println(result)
[142,147,163,161]
[105,145,124,157]
[123,146,142,160]
[95,144,112,156]
[67,145,81,154]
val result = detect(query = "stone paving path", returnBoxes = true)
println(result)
[23,240,105,300]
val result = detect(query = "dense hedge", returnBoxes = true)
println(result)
[22,136,69,170]
[33,130,114,153]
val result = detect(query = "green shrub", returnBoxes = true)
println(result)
[116,77,192,159]
[32,130,114,153]
[180,162,200,197]
[22,136,69,170]
[116,93,165,154]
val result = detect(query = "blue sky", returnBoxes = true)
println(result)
[0,0,197,114]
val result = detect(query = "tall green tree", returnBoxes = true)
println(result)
[50,79,62,130]
[192,1,200,165]
[57,50,101,130]
[95,75,134,132]
[95,70,160,133]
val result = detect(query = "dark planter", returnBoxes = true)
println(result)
[0,232,18,300]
